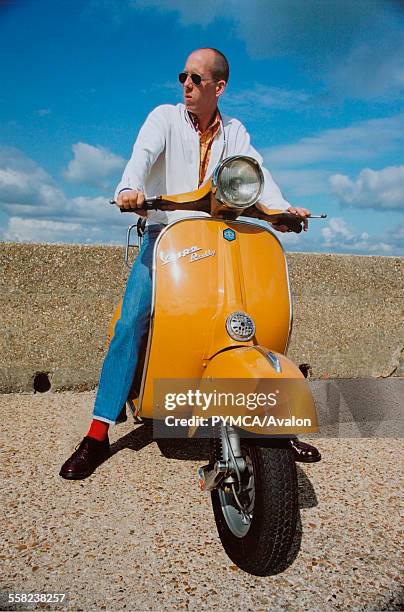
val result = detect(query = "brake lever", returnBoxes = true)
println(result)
[272,212,327,233]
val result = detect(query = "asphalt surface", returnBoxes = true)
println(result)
[0,390,402,611]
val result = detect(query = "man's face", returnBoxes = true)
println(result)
[181,50,225,117]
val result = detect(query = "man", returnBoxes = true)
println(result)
[60,48,320,480]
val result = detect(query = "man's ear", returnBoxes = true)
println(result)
[216,80,227,98]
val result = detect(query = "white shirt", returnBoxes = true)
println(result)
[115,103,290,225]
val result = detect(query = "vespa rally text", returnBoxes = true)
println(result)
[159,246,216,265]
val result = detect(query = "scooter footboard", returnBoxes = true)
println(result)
[190,346,318,437]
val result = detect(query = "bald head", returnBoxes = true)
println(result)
[187,48,229,83]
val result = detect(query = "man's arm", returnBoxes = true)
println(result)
[114,105,169,210]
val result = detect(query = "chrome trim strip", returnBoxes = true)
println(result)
[284,252,293,355]
[266,350,282,373]
[136,216,292,410]
[253,345,283,373]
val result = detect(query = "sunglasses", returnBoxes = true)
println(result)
[178,72,215,86]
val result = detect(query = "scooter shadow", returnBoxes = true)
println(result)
[296,466,318,509]
[109,423,155,454]
[109,424,211,460]
[110,426,318,511]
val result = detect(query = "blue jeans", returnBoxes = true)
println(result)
[93,225,165,424]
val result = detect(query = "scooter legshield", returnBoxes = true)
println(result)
[188,346,318,437]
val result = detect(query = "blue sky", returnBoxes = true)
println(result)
[0,0,403,254]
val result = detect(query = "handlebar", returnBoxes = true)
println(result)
[109,199,327,234]
[264,212,327,233]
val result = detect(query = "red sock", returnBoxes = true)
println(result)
[87,419,109,442]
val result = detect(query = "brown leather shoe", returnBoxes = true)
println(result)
[289,438,321,463]
[59,436,110,480]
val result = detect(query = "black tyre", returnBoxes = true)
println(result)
[211,443,298,576]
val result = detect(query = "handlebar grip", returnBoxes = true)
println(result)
[109,198,158,213]
[287,217,303,233]
[271,213,303,233]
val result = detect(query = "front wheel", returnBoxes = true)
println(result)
[211,443,298,576]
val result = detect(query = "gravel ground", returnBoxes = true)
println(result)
[0,391,402,612]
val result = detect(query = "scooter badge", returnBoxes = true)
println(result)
[223,228,236,242]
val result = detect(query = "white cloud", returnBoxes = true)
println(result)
[271,216,404,256]
[69,195,139,227]
[223,84,311,116]
[320,217,394,254]
[262,115,404,211]
[271,217,394,255]
[131,0,384,56]
[330,166,404,211]
[331,37,404,100]
[1,146,402,254]
[0,214,128,245]
[0,147,66,207]
[264,114,404,168]
[322,217,355,244]
[129,0,404,100]
[271,216,403,256]
[63,142,125,187]
[1,193,133,236]
[36,108,51,117]
[2,218,84,243]
[84,1,404,103]
[0,147,134,245]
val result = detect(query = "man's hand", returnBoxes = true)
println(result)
[272,206,311,233]
[116,189,147,216]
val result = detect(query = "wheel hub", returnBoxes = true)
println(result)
[219,452,255,537]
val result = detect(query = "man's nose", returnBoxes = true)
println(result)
[183,74,193,88]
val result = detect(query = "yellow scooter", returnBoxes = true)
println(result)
[109,156,325,576]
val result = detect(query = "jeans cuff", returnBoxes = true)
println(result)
[93,415,116,426]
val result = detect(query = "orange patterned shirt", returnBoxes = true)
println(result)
[189,110,222,186]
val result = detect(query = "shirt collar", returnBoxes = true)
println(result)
[187,108,221,135]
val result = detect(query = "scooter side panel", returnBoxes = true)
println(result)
[139,218,292,417]
[229,222,291,352]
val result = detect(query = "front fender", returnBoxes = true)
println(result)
[189,346,318,436]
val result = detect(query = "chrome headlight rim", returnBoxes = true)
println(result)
[212,155,264,210]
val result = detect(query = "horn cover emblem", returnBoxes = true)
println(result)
[226,311,255,341]
[223,228,236,242]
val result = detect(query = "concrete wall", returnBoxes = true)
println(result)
[1,243,403,393]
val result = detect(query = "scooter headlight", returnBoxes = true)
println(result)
[212,156,264,210]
